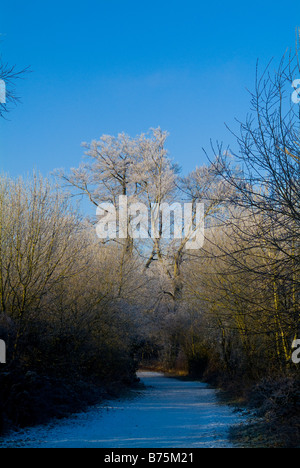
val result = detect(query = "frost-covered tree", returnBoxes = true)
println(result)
[61,128,229,311]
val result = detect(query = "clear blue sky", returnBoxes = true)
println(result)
[0,0,299,179]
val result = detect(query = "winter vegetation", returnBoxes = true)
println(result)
[0,37,299,447]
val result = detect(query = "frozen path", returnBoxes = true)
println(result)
[0,371,245,448]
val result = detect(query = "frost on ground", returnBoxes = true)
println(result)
[0,371,246,448]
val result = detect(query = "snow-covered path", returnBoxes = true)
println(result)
[0,371,245,448]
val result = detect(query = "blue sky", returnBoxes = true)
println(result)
[0,0,299,180]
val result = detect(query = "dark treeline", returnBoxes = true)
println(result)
[0,38,299,447]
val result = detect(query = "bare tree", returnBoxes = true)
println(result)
[0,58,29,118]
[201,36,300,369]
